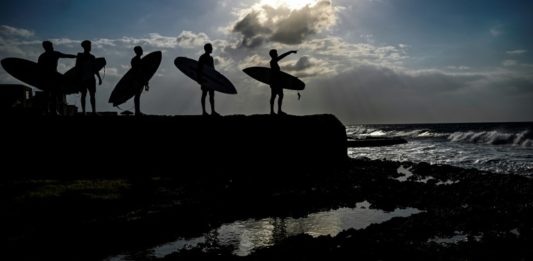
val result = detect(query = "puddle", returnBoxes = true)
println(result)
[394,166,460,186]
[113,201,423,259]
[428,231,482,245]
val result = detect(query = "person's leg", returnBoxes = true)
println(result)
[209,90,216,115]
[80,88,87,114]
[50,91,58,115]
[270,88,276,115]
[278,89,284,114]
[134,87,141,115]
[89,83,96,114]
[201,89,208,115]
[56,92,64,115]
[50,91,57,115]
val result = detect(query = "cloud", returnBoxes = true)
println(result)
[176,31,210,49]
[240,54,270,69]
[506,50,527,55]
[102,67,122,77]
[282,56,335,78]
[447,66,471,71]
[0,25,34,38]
[299,37,409,69]
[311,64,533,123]
[490,25,503,37]
[93,38,117,48]
[232,1,336,48]
[502,60,518,67]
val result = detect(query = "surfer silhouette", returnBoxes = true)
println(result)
[131,46,150,116]
[38,41,76,115]
[269,49,297,115]
[198,43,219,116]
[76,40,102,115]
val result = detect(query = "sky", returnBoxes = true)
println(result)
[0,0,532,124]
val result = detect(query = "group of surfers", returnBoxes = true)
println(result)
[38,41,298,116]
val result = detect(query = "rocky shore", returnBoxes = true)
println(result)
[3,115,533,260]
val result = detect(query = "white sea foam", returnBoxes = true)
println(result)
[448,130,533,147]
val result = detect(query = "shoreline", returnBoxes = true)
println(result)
[4,158,533,260]
[3,115,532,260]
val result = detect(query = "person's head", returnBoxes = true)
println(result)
[81,40,92,52]
[134,46,143,56]
[269,49,278,59]
[42,41,54,52]
[204,43,213,54]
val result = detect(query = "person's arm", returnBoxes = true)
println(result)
[58,51,76,59]
[75,54,80,68]
[96,71,102,85]
[276,50,297,62]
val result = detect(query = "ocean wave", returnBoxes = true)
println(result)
[347,126,447,138]
[448,130,533,147]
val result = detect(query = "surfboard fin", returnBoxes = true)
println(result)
[297,92,301,101]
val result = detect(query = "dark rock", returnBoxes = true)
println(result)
[3,114,347,179]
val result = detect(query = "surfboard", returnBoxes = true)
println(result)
[109,51,162,107]
[62,57,107,95]
[1,58,62,92]
[174,57,237,95]
[243,67,305,91]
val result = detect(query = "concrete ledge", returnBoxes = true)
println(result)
[4,114,348,178]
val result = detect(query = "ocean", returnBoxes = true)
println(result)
[347,122,533,176]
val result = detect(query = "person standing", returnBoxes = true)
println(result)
[198,43,219,116]
[76,40,102,115]
[269,49,297,115]
[38,41,76,115]
[130,46,150,116]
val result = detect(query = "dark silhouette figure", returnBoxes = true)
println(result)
[198,43,219,116]
[76,40,102,115]
[38,41,76,115]
[269,49,297,115]
[131,46,150,116]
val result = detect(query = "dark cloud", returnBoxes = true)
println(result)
[310,65,533,123]
[233,12,272,39]
[281,56,334,78]
[232,1,336,48]
[240,36,267,49]
[285,56,314,71]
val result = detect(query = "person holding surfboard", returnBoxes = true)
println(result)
[131,46,150,116]
[38,41,76,115]
[198,43,219,116]
[269,49,297,115]
[76,40,102,115]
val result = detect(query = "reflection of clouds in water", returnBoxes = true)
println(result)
[143,201,422,258]
[216,219,276,256]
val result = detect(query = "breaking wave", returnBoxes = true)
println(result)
[448,130,533,147]
[347,126,447,139]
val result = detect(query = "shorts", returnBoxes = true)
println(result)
[201,85,214,93]
[80,79,96,95]
[270,85,283,95]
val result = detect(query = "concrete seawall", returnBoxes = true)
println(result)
[4,114,347,178]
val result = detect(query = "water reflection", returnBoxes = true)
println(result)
[151,201,422,258]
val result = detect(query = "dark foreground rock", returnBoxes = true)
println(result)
[3,114,347,179]
[4,158,533,260]
[3,115,533,260]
